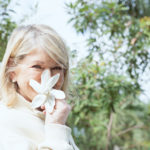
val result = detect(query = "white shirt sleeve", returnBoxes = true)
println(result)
[38,124,76,150]
[0,104,79,150]
[0,125,78,150]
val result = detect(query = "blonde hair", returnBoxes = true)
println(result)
[0,24,69,107]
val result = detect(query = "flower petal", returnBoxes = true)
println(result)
[41,69,51,87]
[31,94,47,109]
[45,96,55,113]
[43,73,60,93]
[29,79,42,93]
[51,89,65,99]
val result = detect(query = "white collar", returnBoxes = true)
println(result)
[14,94,45,120]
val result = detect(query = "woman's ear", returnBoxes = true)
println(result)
[10,72,16,82]
[7,58,17,82]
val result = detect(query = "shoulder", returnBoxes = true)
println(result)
[0,101,6,110]
[0,101,18,131]
[0,100,8,109]
[0,101,13,120]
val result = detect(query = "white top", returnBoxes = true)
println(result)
[0,94,79,150]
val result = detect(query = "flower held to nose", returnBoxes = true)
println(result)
[29,69,65,113]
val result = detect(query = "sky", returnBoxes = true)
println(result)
[9,0,150,103]
[9,0,87,60]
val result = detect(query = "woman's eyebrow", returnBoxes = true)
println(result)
[31,60,60,67]
[32,61,45,64]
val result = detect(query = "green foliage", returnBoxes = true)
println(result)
[66,0,150,81]
[0,0,38,61]
[68,59,150,149]
[0,0,17,61]
[66,0,150,149]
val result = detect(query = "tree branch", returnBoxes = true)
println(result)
[105,112,114,150]
[117,125,144,136]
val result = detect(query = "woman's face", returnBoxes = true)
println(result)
[11,49,65,102]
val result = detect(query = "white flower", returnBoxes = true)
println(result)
[29,69,65,113]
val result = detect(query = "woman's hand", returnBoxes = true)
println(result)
[41,99,71,125]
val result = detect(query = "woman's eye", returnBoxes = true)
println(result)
[32,65,42,69]
[51,66,62,70]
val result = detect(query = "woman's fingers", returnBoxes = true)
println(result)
[41,105,46,114]
[44,99,71,125]
[43,110,46,115]
[55,99,71,113]
[40,99,71,124]
[41,104,45,109]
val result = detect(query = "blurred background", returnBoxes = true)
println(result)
[0,0,150,149]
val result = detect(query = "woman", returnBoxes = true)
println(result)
[0,25,79,150]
